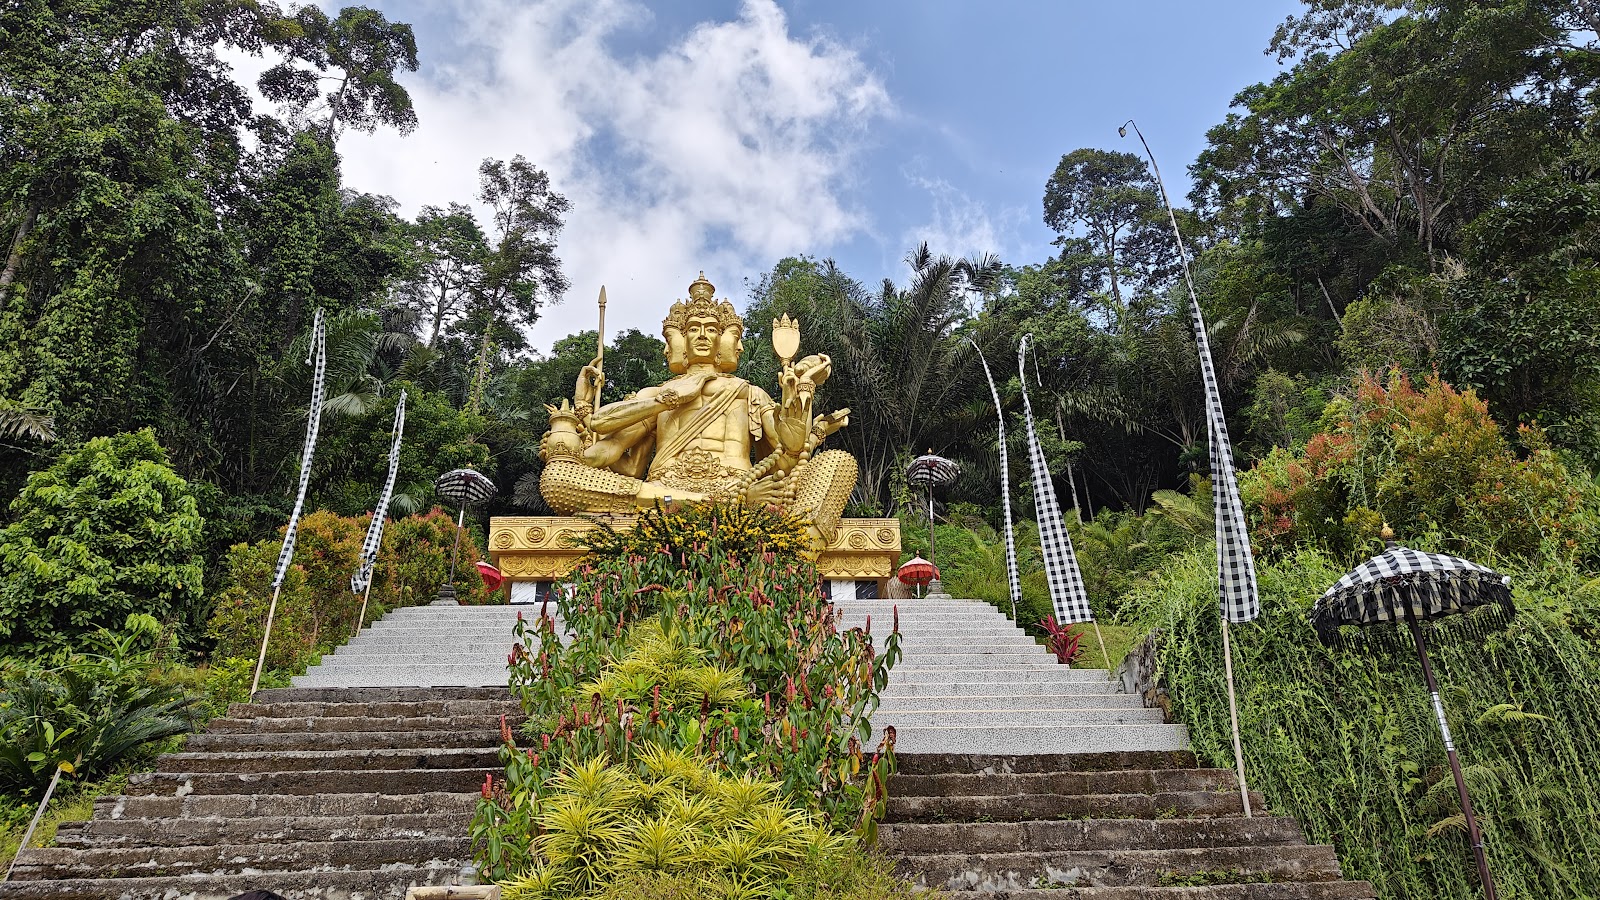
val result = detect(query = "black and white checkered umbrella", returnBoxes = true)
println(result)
[906,454,960,489]
[1310,543,1513,645]
[435,468,496,506]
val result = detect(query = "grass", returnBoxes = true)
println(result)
[0,785,108,872]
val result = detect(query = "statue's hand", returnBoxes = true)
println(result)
[794,353,831,386]
[814,408,849,440]
[575,354,604,406]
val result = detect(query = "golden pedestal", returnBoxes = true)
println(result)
[486,516,901,594]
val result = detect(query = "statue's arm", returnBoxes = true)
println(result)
[589,388,669,435]
[583,419,652,468]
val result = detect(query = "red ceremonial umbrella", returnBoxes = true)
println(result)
[898,556,939,599]
[475,561,505,593]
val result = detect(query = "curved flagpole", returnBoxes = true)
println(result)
[1122,119,1257,816]
[967,338,1022,621]
[253,307,328,697]
[352,390,407,635]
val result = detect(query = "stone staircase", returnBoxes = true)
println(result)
[0,602,531,900]
[834,598,1375,899]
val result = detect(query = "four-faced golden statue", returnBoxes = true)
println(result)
[538,273,857,544]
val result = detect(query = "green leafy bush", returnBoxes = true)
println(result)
[1127,546,1600,900]
[0,430,204,656]
[472,502,900,897]
[206,508,489,674]
[0,615,204,798]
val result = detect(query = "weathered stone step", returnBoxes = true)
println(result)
[897,844,1346,891]
[885,790,1266,823]
[890,768,1236,798]
[53,811,467,848]
[155,747,497,774]
[888,724,1189,755]
[124,767,489,797]
[98,790,475,820]
[252,687,510,703]
[0,867,459,899]
[896,752,1199,776]
[205,712,518,734]
[184,728,502,752]
[224,699,520,719]
[878,817,1306,855]
[939,883,1378,899]
[9,836,472,880]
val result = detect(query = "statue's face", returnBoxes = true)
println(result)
[684,314,720,363]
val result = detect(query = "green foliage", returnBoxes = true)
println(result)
[1242,371,1598,561]
[472,502,900,897]
[0,616,204,798]
[1129,546,1600,900]
[206,508,488,674]
[201,657,288,719]
[0,430,204,656]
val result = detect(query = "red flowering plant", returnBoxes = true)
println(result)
[1038,616,1085,665]
[469,502,901,886]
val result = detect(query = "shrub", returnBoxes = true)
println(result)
[472,502,900,897]
[206,507,488,674]
[0,429,204,656]
[1241,370,1596,560]
[0,615,205,798]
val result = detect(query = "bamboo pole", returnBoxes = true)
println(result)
[1221,619,1253,817]
[354,578,375,638]
[6,762,68,882]
[250,582,285,697]
[1091,621,1112,671]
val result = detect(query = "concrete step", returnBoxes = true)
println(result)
[877,817,1308,855]
[884,667,1110,682]
[154,747,498,775]
[0,867,460,899]
[890,768,1236,798]
[886,790,1268,824]
[335,639,524,655]
[184,728,502,752]
[123,767,490,797]
[54,812,467,848]
[874,696,1146,713]
[896,844,1346,891]
[98,791,476,820]
[895,752,1200,776]
[291,666,511,688]
[304,653,517,667]
[251,687,511,703]
[940,884,1378,900]
[9,836,471,880]
[887,724,1189,755]
[869,708,1167,729]
[877,681,1120,699]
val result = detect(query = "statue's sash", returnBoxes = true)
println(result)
[652,379,747,470]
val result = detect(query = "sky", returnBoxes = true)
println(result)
[313,0,1304,349]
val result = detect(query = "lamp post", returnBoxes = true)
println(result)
[433,468,496,605]
[906,451,960,600]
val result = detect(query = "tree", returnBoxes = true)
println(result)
[0,430,204,656]
[258,5,420,146]
[397,204,487,347]
[1042,149,1174,322]
[466,156,570,409]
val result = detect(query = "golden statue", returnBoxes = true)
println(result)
[538,273,857,543]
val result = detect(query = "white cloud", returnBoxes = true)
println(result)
[325,0,891,348]
[899,170,1025,265]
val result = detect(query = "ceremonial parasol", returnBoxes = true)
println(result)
[906,451,960,599]
[896,556,939,599]
[433,468,497,605]
[1310,527,1513,900]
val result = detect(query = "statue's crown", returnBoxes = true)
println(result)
[664,271,743,334]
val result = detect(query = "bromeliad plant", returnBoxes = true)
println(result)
[1039,616,1085,665]
[471,502,901,893]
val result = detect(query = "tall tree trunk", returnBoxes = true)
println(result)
[1,203,40,290]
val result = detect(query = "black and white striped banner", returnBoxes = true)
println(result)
[969,339,1021,616]
[1188,297,1260,623]
[351,390,407,595]
[1018,335,1095,625]
[271,308,327,589]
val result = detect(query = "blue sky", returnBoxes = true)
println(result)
[326,0,1302,347]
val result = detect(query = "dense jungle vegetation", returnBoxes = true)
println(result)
[5,0,1600,896]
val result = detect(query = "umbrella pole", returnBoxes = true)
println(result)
[1220,618,1253,818]
[1407,617,1497,900]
